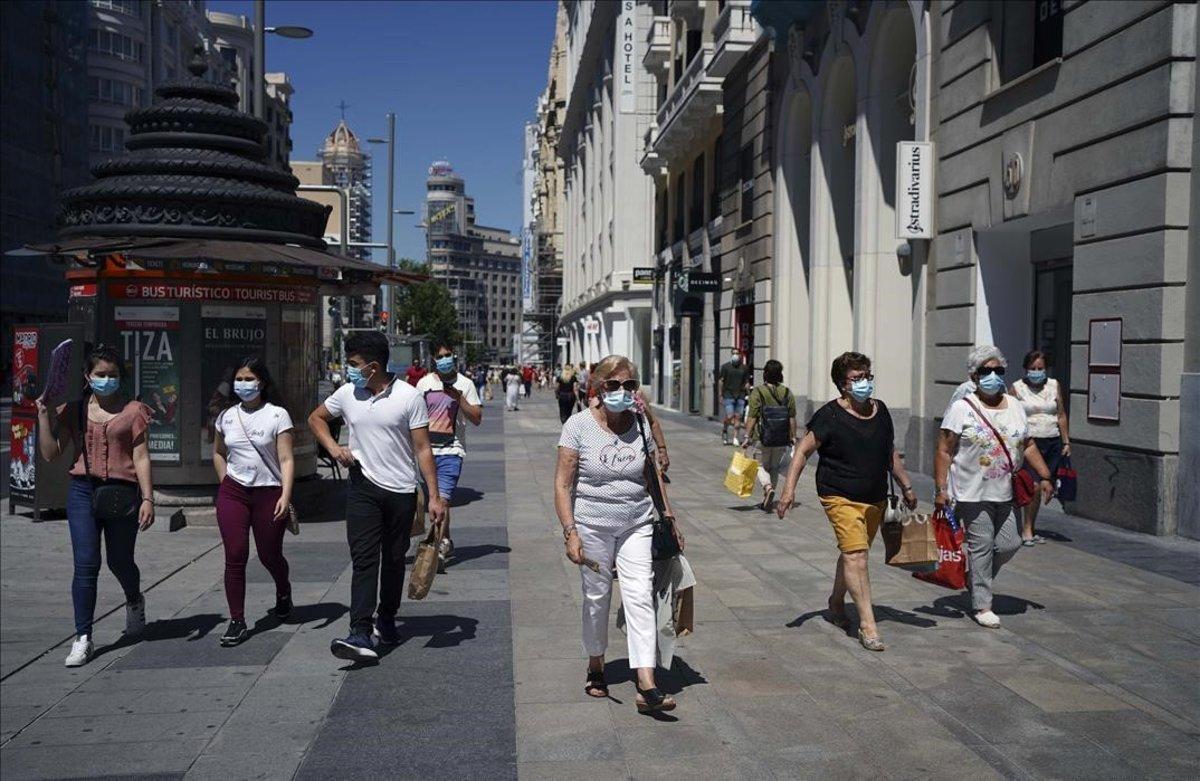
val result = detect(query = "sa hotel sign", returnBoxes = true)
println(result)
[896,141,933,240]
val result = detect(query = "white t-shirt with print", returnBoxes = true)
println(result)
[557,409,655,531]
[415,372,480,459]
[323,378,430,493]
[215,402,294,488]
[941,395,1028,503]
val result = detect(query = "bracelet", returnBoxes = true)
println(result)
[141,497,154,505]
[562,524,577,540]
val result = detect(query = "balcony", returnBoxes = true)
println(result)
[643,16,671,73]
[708,0,760,78]
[643,44,722,166]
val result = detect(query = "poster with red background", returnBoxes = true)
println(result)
[10,327,39,501]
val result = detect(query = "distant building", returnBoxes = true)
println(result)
[0,0,91,385]
[424,161,522,362]
[319,120,372,261]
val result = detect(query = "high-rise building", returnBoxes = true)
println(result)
[319,119,372,261]
[424,161,522,362]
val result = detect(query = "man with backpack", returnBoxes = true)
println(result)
[742,359,797,511]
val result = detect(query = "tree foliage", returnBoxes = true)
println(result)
[394,279,458,347]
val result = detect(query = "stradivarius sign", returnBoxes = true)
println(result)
[896,141,933,240]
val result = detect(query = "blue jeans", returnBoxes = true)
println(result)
[434,455,463,500]
[67,478,142,636]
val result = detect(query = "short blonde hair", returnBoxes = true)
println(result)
[590,354,637,391]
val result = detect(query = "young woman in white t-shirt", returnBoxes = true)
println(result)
[1011,350,1071,545]
[212,357,295,647]
[935,346,1054,630]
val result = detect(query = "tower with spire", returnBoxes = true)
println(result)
[319,119,372,260]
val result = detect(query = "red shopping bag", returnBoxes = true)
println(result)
[913,508,967,590]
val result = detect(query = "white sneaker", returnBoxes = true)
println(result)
[124,595,146,635]
[65,635,93,667]
[974,610,1001,629]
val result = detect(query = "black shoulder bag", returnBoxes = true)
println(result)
[635,413,681,560]
[78,400,141,522]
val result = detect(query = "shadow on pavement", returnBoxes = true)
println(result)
[444,543,511,567]
[450,487,485,507]
[787,603,938,634]
[92,612,225,660]
[914,593,1046,620]
[397,614,478,649]
[244,601,349,641]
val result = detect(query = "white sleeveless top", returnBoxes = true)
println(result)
[1012,378,1060,439]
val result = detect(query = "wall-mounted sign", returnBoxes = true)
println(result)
[896,140,933,239]
[632,267,656,284]
[109,282,316,305]
[1087,372,1120,422]
[1087,317,1122,422]
[1088,318,1121,368]
[686,272,721,293]
[617,0,637,113]
[115,306,181,462]
[584,319,600,335]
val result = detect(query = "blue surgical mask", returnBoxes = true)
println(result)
[233,380,260,401]
[849,378,874,402]
[435,356,456,374]
[346,365,372,389]
[89,377,119,397]
[601,389,634,412]
[1026,369,1047,384]
[978,372,1006,395]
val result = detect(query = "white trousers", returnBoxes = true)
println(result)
[577,521,656,669]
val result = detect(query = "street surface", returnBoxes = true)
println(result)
[1,393,1198,779]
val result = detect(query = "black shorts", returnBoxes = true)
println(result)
[1026,436,1063,477]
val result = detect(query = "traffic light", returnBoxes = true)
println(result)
[327,297,342,328]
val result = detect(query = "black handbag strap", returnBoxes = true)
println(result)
[634,413,668,517]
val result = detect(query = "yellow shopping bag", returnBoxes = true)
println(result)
[724,451,759,498]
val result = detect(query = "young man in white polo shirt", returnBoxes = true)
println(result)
[309,331,447,661]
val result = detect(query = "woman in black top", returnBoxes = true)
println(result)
[775,352,917,652]
[555,365,579,423]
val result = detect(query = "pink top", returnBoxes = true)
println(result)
[67,400,152,483]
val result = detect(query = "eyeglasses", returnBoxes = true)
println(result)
[846,373,874,382]
[977,366,1006,377]
[601,379,639,393]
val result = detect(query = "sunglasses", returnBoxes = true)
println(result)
[601,379,640,393]
[846,373,874,383]
[977,366,1006,377]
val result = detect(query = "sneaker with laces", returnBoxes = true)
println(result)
[272,594,293,619]
[220,619,248,646]
[331,631,378,661]
[973,610,1001,628]
[64,635,93,667]
[373,614,401,645]
[124,594,146,636]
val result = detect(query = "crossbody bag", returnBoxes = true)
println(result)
[962,398,1036,507]
[634,413,681,560]
[234,407,300,534]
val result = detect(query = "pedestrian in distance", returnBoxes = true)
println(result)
[210,357,295,647]
[555,354,686,713]
[718,349,751,446]
[555,364,578,423]
[741,359,797,512]
[504,366,522,411]
[521,364,534,398]
[575,362,590,411]
[308,331,447,662]
[935,345,1055,629]
[416,342,483,570]
[1010,350,1071,546]
[35,345,154,667]
[405,357,427,387]
[471,364,488,404]
[775,352,918,652]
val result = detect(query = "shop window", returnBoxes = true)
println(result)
[739,143,754,224]
[998,0,1063,84]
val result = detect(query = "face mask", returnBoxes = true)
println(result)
[89,377,119,397]
[1026,369,1046,384]
[601,389,634,412]
[848,378,874,403]
[233,380,260,401]
[435,356,456,374]
[978,372,1006,395]
[346,365,373,389]
[731,355,741,365]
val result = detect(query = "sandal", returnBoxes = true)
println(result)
[857,628,886,652]
[585,669,608,698]
[635,686,677,713]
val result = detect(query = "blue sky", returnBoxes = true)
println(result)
[209,0,557,263]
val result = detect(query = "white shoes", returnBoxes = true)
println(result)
[125,595,146,635]
[974,610,1001,629]
[65,635,93,667]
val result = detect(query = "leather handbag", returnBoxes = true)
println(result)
[962,398,1037,507]
[235,407,300,534]
[635,414,681,561]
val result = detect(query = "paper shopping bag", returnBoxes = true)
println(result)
[407,526,441,600]
[881,510,939,572]
[723,451,759,498]
[913,508,967,590]
[410,485,427,537]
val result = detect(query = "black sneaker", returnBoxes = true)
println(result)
[272,594,293,619]
[331,631,378,661]
[220,619,248,647]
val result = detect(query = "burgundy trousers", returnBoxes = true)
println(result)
[215,477,291,621]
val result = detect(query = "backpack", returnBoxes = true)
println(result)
[757,385,792,447]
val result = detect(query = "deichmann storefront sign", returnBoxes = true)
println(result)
[110,281,317,305]
[896,141,933,240]
[115,306,182,462]
[617,1,637,113]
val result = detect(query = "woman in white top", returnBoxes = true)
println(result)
[935,346,1054,629]
[555,355,686,713]
[504,367,522,411]
[1011,350,1071,545]
[212,357,295,647]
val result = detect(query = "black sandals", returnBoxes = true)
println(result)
[585,669,608,698]
[635,686,677,713]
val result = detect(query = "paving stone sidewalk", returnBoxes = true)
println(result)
[1,392,1197,780]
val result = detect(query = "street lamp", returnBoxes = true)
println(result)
[253,1,312,120]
